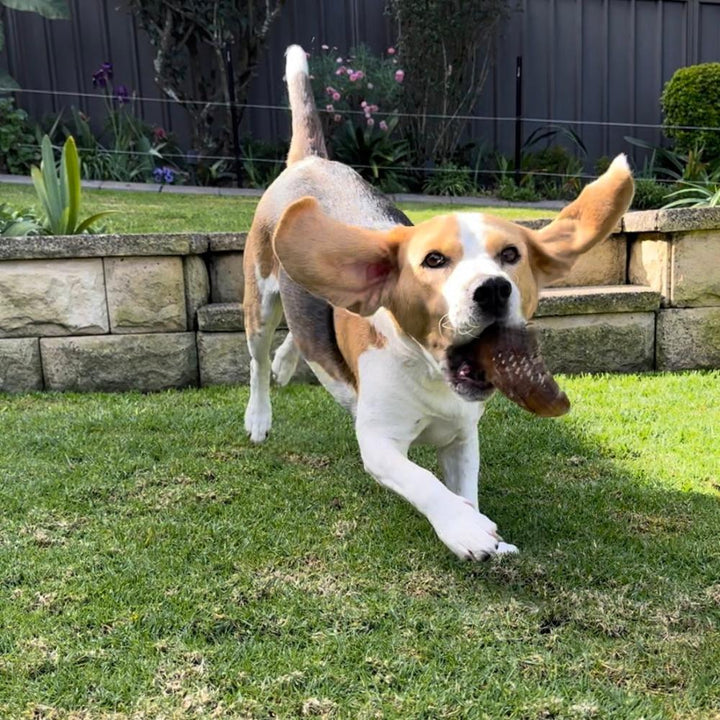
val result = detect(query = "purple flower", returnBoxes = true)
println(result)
[153,166,175,184]
[92,62,113,88]
[115,84,130,105]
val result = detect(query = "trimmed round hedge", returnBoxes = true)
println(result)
[661,63,720,159]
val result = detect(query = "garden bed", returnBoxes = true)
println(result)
[1,208,719,393]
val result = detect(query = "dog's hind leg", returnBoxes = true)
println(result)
[243,231,284,443]
[272,332,301,386]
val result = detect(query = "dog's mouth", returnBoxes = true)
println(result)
[445,323,571,417]
[445,330,497,402]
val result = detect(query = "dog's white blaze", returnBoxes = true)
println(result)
[442,213,524,333]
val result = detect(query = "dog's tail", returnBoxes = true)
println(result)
[285,45,328,166]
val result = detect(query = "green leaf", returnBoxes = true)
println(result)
[39,135,62,233]
[61,135,80,232]
[75,211,114,234]
[30,165,50,218]
[0,0,70,20]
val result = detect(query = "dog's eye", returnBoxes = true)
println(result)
[422,251,449,269]
[499,246,520,265]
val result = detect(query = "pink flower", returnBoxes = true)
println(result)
[367,118,375,127]
[321,44,329,50]
[332,91,341,101]
[379,120,389,131]
[325,86,335,95]
[360,100,368,108]
[387,47,396,55]
[354,70,365,80]
[394,69,405,83]
[348,72,359,82]
[333,114,342,122]
[326,104,334,112]
[335,66,346,75]
[336,57,343,63]
[369,104,379,113]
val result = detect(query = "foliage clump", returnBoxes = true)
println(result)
[661,63,720,160]
[385,0,510,165]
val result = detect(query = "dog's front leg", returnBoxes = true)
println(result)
[438,431,480,508]
[438,433,519,555]
[356,424,502,561]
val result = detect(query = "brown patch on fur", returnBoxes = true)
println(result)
[334,308,388,386]
[242,220,278,335]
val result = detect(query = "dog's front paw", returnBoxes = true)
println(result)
[431,500,507,561]
[244,400,272,443]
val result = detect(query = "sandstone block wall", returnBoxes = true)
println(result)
[0,207,718,394]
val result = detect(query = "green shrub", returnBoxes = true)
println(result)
[661,63,720,159]
[31,135,113,235]
[423,163,476,196]
[632,178,670,210]
[0,98,39,175]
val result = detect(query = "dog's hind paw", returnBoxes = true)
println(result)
[244,402,272,443]
[272,335,300,386]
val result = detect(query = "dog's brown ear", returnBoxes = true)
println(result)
[527,154,634,286]
[272,196,410,316]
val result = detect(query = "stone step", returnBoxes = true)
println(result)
[197,286,661,333]
[535,285,661,317]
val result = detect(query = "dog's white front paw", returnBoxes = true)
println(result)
[244,400,272,443]
[431,499,502,561]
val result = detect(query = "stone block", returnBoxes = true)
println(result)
[183,256,210,330]
[0,338,43,392]
[629,234,670,305]
[0,233,208,260]
[671,230,720,307]
[40,333,198,392]
[536,285,660,317]
[197,303,246,332]
[656,307,720,371]
[197,331,315,387]
[624,207,720,233]
[533,313,656,374]
[630,231,720,307]
[0,259,108,337]
[105,256,186,334]
[208,252,245,303]
[208,233,247,253]
[547,235,626,288]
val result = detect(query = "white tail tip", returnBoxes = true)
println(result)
[609,153,631,174]
[285,45,309,80]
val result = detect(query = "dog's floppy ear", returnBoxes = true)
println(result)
[272,196,410,316]
[527,154,634,286]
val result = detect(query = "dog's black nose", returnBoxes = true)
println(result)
[473,277,512,316]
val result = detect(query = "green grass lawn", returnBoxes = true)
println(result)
[0,182,556,234]
[1,374,719,718]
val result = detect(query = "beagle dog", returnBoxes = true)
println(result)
[242,45,634,560]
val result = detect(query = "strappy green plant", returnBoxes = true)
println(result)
[31,135,113,234]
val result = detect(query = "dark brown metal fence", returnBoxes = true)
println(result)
[2,0,720,165]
